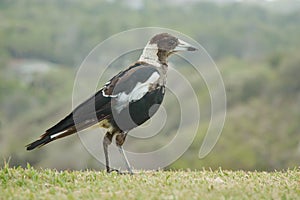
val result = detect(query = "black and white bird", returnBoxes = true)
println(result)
[26,33,197,174]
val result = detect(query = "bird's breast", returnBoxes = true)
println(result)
[111,86,165,132]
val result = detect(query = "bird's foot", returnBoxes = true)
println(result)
[107,168,122,174]
[107,168,133,175]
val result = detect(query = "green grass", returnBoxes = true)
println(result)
[0,164,299,200]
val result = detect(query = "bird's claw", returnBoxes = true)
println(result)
[107,168,133,175]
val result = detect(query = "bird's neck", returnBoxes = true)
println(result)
[139,43,168,68]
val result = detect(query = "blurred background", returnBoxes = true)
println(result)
[0,0,299,171]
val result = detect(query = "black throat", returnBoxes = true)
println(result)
[157,49,169,65]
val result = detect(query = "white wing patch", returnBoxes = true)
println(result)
[50,130,68,139]
[102,90,118,98]
[101,80,119,97]
[114,72,160,113]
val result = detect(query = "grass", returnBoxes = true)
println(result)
[0,164,299,200]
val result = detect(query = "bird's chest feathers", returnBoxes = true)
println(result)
[113,72,160,113]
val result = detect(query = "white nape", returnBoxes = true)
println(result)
[139,43,161,67]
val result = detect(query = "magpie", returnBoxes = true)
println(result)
[26,33,197,174]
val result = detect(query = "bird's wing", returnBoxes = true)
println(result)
[45,88,111,137]
[102,61,161,113]
[48,61,160,134]
[26,61,160,150]
[102,62,159,96]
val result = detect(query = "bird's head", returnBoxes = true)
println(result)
[139,33,197,66]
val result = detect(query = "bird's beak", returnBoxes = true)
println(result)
[174,39,198,52]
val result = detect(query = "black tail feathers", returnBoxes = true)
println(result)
[26,135,52,151]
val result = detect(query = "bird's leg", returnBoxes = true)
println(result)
[118,145,133,175]
[116,133,133,175]
[103,132,116,173]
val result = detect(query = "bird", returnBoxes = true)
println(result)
[26,33,197,174]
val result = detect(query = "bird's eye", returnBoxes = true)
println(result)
[168,40,176,46]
